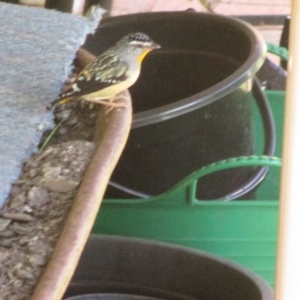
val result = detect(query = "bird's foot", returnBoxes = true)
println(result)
[93,96,127,113]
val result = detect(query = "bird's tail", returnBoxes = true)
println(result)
[46,97,73,110]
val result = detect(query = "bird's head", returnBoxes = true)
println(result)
[116,32,161,63]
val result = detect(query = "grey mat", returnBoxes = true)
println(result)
[0,2,104,208]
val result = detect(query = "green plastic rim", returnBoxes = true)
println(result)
[267,42,288,61]
[159,155,281,201]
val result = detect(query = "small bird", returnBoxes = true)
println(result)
[46,32,161,110]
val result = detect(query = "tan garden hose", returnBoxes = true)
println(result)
[30,48,132,300]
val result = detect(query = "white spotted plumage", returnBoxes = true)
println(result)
[46,32,160,110]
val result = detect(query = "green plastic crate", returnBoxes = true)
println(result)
[92,90,285,286]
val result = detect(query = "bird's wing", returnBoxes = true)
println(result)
[57,53,129,100]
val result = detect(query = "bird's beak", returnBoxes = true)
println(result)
[150,42,161,50]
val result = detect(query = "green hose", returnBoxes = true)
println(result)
[105,156,282,203]
[267,42,288,61]
[162,155,282,201]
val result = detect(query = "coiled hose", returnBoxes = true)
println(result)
[109,76,276,200]
[218,76,276,201]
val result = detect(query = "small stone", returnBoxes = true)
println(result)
[56,109,72,121]
[19,236,31,246]
[0,218,11,231]
[0,229,14,238]
[15,268,35,280]
[9,193,26,210]
[29,169,38,178]
[83,131,93,139]
[42,166,61,178]
[67,116,78,125]
[0,251,8,262]
[40,176,79,193]
[10,223,34,235]
[28,253,48,266]
[1,212,35,222]
[0,237,18,248]
[12,279,23,289]
[27,238,52,257]
[23,205,33,213]
[27,186,50,209]
[60,169,71,176]
[90,112,97,119]
[58,127,68,135]
[35,148,52,161]
[8,294,25,300]
[41,162,51,169]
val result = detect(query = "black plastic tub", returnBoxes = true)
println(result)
[64,235,273,300]
[83,12,266,199]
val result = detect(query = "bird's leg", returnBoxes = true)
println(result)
[91,95,128,113]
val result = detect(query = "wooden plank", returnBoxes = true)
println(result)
[214,4,291,15]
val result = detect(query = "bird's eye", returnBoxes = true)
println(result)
[133,43,143,48]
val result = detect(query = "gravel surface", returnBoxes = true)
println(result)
[0,100,99,299]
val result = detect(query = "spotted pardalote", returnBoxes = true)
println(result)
[46,32,161,110]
